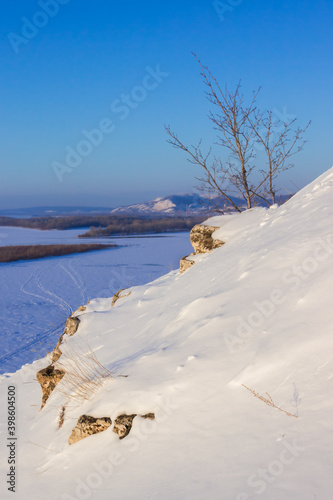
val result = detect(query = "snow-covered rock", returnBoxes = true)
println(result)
[36,365,65,409]
[180,223,224,273]
[179,253,196,273]
[1,167,333,500]
[52,315,81,363]
[68,415,112,445]
[190,224,224,254]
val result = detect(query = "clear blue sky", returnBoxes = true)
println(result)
[0,0,332,208]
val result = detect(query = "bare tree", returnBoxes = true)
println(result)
[251,110,311,204]
[164,130,243,213]
[166,54,311,213]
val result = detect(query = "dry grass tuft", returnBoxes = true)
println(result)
[55,342,113,405]
[242,384,298,418]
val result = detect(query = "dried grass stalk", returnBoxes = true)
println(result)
[242,384,298,418]
[55,342,113,405]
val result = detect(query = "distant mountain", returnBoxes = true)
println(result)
[110,193,227,216]
[110,192,291,215]
[0,193,292,219]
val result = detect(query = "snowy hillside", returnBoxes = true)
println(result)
[110,193,290,216]
[110,193,219,215]
[1,168,333,499]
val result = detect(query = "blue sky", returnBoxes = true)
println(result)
[0,0,332,208]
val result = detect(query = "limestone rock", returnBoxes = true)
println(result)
[113,414,137,439]
[69,415,112,445]
[180,254,195,274]
[52,315,81,362]
[141,413,155,420]
[111,288,131,307]
[190,224,224,254]
[36,365,65,409]
[180,224,225,273]
[58,406,66,428]
[63,316,81,335]
[51,345,63,364]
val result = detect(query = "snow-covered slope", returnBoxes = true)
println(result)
[1,168,333,499]
[110,193,220,215]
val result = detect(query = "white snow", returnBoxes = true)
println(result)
[151,199,176,212]
[1,167,333,499]
[0,230,192,374]
[110,193,210,215]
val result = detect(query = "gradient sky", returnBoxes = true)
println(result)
[0,0,332,208]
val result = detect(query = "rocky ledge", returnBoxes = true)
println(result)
[180,224,224,273]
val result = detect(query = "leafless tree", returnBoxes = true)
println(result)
[164,131,243,213]
[251,110,311,204]
[166,54,310,213]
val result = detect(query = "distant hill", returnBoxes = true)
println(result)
[110,193,243,216]
[110,193,291,216]
[0,196,218,218]
[0,193,292,219]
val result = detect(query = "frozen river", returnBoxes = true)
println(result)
[0,226,192,374]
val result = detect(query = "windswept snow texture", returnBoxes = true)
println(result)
[1,167,333,500]
[0,229,192,374]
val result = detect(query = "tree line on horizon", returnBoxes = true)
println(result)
[79,216,205,238]
[0,215,206,235]
[0,244,116,263]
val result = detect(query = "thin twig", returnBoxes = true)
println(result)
[242,384,298,418]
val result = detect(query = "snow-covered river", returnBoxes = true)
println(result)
[0,226,192,374]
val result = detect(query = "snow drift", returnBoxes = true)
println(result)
[1,167,333,500]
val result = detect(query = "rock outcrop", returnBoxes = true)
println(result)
[113,414,137,439]
[112,413,155,439]
[37,314,82,408]
[141,413,155,420]
[69,415,112,445]
[111,288,131,307]
[63,315,81,335]
[52,315,81,362]
[180,224,224,273]
[190,224,224,253]
[180,254,195,274]
[36,365,66,409]
[58,406,66,428]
